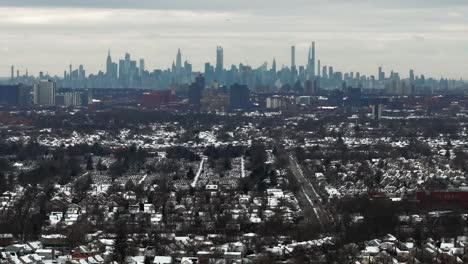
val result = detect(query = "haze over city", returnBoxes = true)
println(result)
[0,0,467,79]
[3,1,468,264]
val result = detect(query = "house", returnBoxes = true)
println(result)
[49,212,63,226]
[224,252,242,260]
[180,257,198,264]
[0,233,14,247]
[64,204,82,225]
[153,256,172,264]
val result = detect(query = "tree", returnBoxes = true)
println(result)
[73,174,93,198]
[0,158,12,171]
[110,160,126,181]
[222,158,232,170]
[86,156,94,170]
[187,167,195,180]
[295,147,306,163]
[0,172,10,194]
[125,180,136,192]
[445,149,451,159]
[96,158,107,171]
[113,220,131,264]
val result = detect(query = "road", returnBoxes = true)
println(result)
[190,157,206,188]
[289,155,329,232]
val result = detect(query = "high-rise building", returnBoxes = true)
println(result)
[216,46,223,74]
[378,67,385,81]
[139,59,145,77]
[272,58,277,74]
[176,49,182,71]
[328,66,334,80]
[291,46,296,69]
[317,60,321,78]
[322,66,327,79]
[78,65,85,79]
[371,104,383,120]
[307,41,316,80]
[106,50,118,79]
[34,80,56,106]
[106,49,112,75]
[409,69,415,82]
[229,83,250,110]
[189,75,205,106]
[0,84,31,106]
[10,66,14,80]
[204,62,214,84]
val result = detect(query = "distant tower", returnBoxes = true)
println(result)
[106,49,112,76]
[322,66,327,79]
[78,65,84,79]
[272,58,277,74]
[291,46,296,69]
[307,41,316,80]
[371,104,383,120]
[16,70,19,78]
[10,65,14,80]
[176,49,182,70]
[317,60,321,77]
[69,64,72,80]
[216,46,224,74]
[409,69,415,82]
[34,80,56,106]
[378,66,384,81]
[139,59,145,76]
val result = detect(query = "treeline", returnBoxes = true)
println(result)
[0,141,108,160]
[109,145,148,179]
[166,146,200,161]
[18,156,82,185]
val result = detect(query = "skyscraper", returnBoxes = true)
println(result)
[176,49,182,71]
[139,59,145,77]
[34,80,56,106]
[291,46,296,69]
[378,67,385,81]
[317,60,321,78]
[272,58,277,74]
[189,74,205,107]
[307,42,316,80]
[0,84,31,106]
[106,49,112,75]
[216,46,223,74]
[78,65,85,79]
[10,65,14,80]
[322,66,327,79]
[409,69,415,82]
[106,50,118,80]
[229,83,250,110]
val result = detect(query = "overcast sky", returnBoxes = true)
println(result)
[0,0,467,79]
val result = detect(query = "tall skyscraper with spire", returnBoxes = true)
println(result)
[307,41,316,80]
[106,49,112,76]
[176,49,182,71]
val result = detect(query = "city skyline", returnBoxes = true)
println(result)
[4,45,466,82]
[0,0,467,79]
